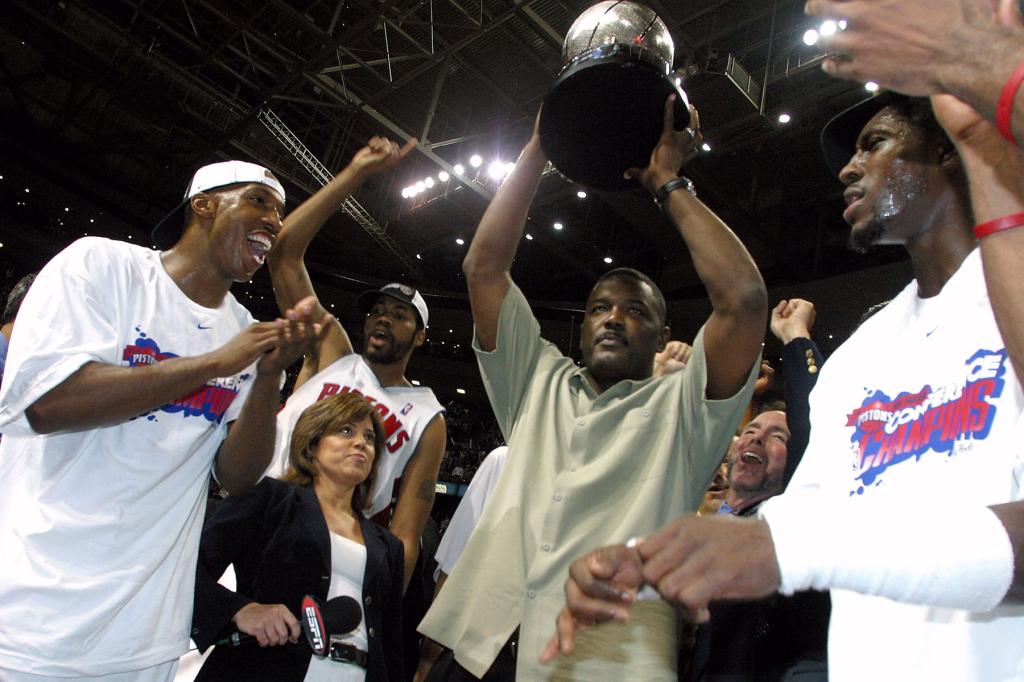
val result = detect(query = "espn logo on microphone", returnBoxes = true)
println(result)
[301,594,328,656]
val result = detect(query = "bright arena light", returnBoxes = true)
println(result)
[701,142,712,152]
[778,113,792,124]
[865,81,880,92]
[456,237,465,245]
[525,234,533,240]
[819,20,838,37]
[469,154,483,168]
[401,187,412,198]
[803,29,819,46]
[453,163,465,175]
[553,222,563,230]
[577,190,587,199]
[424,177,435,188]
[438,170,450,181]
[603,256,613,264]
[415,181,426,192]
[488,160,505,179]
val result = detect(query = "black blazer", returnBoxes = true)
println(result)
[191,477,404,682]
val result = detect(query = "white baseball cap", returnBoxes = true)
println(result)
[151,160,286,249]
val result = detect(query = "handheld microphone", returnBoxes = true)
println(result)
[212,595,360,649]
[300,594,362,656]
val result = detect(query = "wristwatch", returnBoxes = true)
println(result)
[653,176,696,210]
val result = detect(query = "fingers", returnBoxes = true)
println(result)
[539,608,577,663]
[661,94,677,136]
[772,300,788,318]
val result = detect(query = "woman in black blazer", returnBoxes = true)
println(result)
[191,393,404,682]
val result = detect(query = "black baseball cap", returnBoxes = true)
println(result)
[357,283,429,327]
[820,93,890,178]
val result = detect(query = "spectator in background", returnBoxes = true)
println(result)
[0,273,35,383]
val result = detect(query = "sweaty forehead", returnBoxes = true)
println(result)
[858,107,914,144]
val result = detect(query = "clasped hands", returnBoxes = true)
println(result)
[539,514,781,663]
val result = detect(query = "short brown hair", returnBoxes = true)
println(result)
[281,392,387,512]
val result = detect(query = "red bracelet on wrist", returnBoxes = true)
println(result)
[997,62,1024,146]
[974,211,1024,239]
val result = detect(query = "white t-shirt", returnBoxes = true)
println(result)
[776,250,1024,681]
[304,533,369,682]
[0,237,257,676]
[434,446,508,580]
[270,354,444,517]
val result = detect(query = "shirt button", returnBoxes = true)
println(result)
[368,627,375,637]
[642,409,650,417]
[809,366,818,374]
[541,543,551,551]
[554,493,563,502]
[577,418,585,427]
[365,595,372,606]
[528,590,536,599]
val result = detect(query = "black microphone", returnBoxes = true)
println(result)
[300,594,363,656]
[213,630,255,647]
[213,595,360,649]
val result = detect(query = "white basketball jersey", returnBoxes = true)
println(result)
[270,354,444,517]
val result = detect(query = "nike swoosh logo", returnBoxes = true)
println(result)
[198,324,213,330]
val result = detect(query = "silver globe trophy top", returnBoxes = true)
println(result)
[539,1,689,191]
[562,1,674,73]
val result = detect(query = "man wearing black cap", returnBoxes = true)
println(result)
[267,135,446,589]
[0,159,327,680]
[548,93,1024,680]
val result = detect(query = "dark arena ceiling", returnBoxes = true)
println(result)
[0,0,917,401]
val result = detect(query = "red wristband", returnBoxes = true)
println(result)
[997,62,1024,146]
[974,211,1024,239]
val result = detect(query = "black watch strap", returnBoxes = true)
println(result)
[653,176,696,209]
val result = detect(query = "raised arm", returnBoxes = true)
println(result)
[462,119,547,352]
[387,413,446,590]
[806,0,1024,143]
[215,298,331,494]
[269,136,416,378]
[625,98,767,399]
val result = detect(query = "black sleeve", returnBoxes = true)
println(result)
[384,534,406,682]
[780,337,822,489]
[191,479,274,651]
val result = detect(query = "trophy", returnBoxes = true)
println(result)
[539,1,690,191]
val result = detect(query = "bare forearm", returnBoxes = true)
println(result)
[958,138,1024,383]
[270,165,366,312]
[26,354,225,434]
[462,140,546,281]
[215,372,281,495]
[660,182,766,317]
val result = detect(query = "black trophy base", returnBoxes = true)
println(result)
[539,45,690,192]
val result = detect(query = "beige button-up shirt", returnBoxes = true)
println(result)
[419,284,755,680]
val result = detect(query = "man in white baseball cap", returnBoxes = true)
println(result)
[0,158,326,681]
[267,136,447,593]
